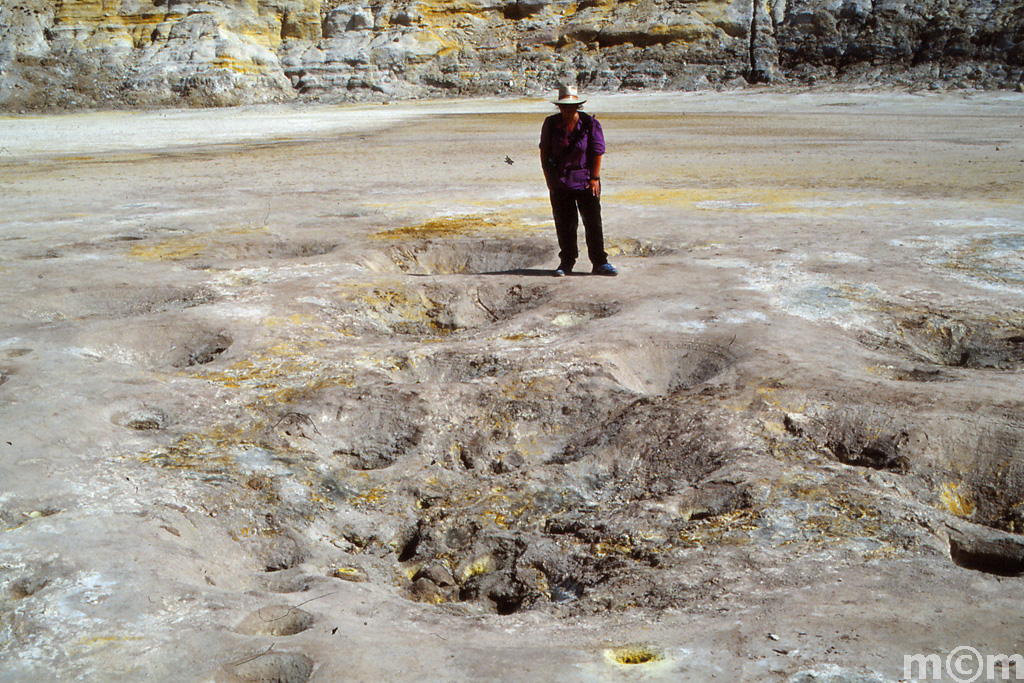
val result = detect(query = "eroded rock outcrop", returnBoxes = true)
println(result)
[0,0,1021,108]
[777,0,1024,88]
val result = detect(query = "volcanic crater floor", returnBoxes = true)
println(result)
[2,92,1024,682]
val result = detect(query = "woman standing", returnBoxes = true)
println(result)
[539,85,618,277]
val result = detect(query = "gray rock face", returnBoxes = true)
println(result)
[777,0,1024,88]
[0,0,1022,107]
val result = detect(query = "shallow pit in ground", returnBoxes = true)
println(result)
[127,229,338,264]
[366,233,673,276]
[234,605,314,636]
[325,280,551,336]
[69,317,233,369]
[377,392,761,615]
[362,237,552,275]
[111,407,168,431]
[783,403,1024,541]
[9,282,218,323]
[783,406,918,473]
[861,310,1024,370]
[589,333,737,395]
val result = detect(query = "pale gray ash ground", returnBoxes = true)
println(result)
[2,91,1024,682]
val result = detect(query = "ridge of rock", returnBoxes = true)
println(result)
[1,0,1022,109]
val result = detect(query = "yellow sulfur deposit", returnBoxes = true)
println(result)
[940,482,976,518]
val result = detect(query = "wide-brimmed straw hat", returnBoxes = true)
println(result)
[552,85,586,106]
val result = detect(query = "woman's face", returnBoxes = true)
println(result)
[557,103,581,120]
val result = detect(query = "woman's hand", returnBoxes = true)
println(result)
[589,155,602,197]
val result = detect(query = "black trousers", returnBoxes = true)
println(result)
[549,187,607,270]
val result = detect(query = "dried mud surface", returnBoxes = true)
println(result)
[2,91,1024,682]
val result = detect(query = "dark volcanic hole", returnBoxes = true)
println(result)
[832,443,906,471]
[235,605,315,637]
[259,536,304,574]
[494,595,525,615]
[111,409,167,431]
[824,427,910,473]
[181,331,232,367]
[127,417,162,430]
[502,0,545,19]
[783,408,913,474]
[8,574,51,599]
[397,528,422,562]
[264,559,295,573]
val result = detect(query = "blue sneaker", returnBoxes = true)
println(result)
[593,263,618,276]
[554,264,572,277]
[553,268,566,277]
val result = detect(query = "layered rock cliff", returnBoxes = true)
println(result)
[1,0,1022,109]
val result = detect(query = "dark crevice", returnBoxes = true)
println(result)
[398,526,422,562]
[749,0,759,76]
[950,532,1024,576]
[494,594,525,615]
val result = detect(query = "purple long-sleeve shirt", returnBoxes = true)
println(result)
[540,112,605,191]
